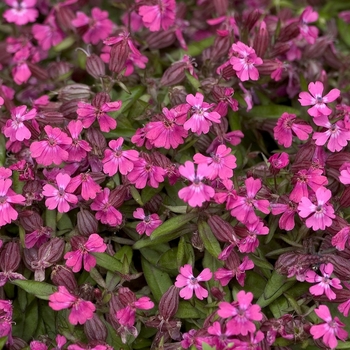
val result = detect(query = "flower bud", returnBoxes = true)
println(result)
[144,194,162,214]
[84,314,108,342]
[146,30,176,50]
[191,231,204,252]
[56,5,76,31]
[195,134,212,154]
[244,9,262,32]
[169,86,187,105]
[277,22,300,42]
[159,286,179,320]
[51,265,78,294]
[211,287,225,301]
[118,287,136,306]
[211,35,231,62]
[0,242,21,272]
[220,63,236,80]
[340,187,350,208]
[326,152,350,170]
[37,238,65,264]
[59,99,82,119]
[109,40,129,74]
[160,62,187,87]
[58,84,91,102]
[213,0,228,16]
[109,185,128,208]
[303,37,332,59]
[92,92,110,108]
[323,254,350,280]
[270,42,290,57]
[26,61,50,81]
[19,210,43,232]
[10,337,28,350]
[208,215,238,243]
[86,127,107,151]
[86,54,106,79]
[48,61,73,80]
[77,209,99,237]
[253,21,269,58]
[324,45,342,70]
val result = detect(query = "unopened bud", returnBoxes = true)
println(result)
[340,187,350,208]
[253,21,269,58]
[144,194,162,213]
[109,185,128,208]
[51,265,78,293]
[244,9,262,32]
[86,127,107,151]
[78,283,95,301]
[77,209,98,236]
[324,45,342,70]
[60,99,83,119]
[326,152,350,170]
[84,314,108,342]
[26,61,50,81]
[213,0,228,16]
[56,5,75,31]
[10,337,28,350]
[118,287,136,306]
[220,63,236,80]
[270,42,290,57]
[109,41,129,74]
[303,37,332,59]
[48,61,73,80]
[323,254,350,280]
[19,210,43,232]
[38,238,65,264]
[159,286,179,320]
[169,86,187,105]
[191,231,204,252]
[86,54,106,79]
[208,215,237,243]
[211,287,225,301]
[146,30,176,50]
[92,92,110,108]
[160,62,187,87]
[58,84,91,102]
[211,35,231,61]
[278,22,300,42]
[0,242,21,272]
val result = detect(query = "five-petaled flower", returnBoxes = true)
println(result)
[133,208,162,236]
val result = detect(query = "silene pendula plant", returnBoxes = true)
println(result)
[2,0,350,349]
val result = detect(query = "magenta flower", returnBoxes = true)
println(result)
[331,226,350,251]
[102,138,139,176]
[3,105,36,142]
[298,81,340,118]
[72,8,113,45]
[310,305,348,350]
[338,282,350,317]
[237,220,269,253]
[49,286,95,325]
[299,6,319,44]
[133,208,162,236]
[273,112,313,148]
[184,93,221,135]
[0,179,25,227]
[178,161,215,207]
[42,173,78,213]
[138,0,176,32]
[66,173,102,201]
[194,145,237,180]
[230,177,270,225]
[271,200,298,231]
[175,264,212,300]
[90,188,122,227]
[339,163,350,184]
[64,234,107,273]
[11,48,31,85]
[3,0,38,25]
[305,263,342,300]
[268,152,289,174]
[30,125,72,166]
[218,291,263,335]
[298,187,335,230]
[230,42,263,81]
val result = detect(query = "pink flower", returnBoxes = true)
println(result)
[146,107,189,149]
[184,93,221,135]
[127,157,166,189]
[338,282,350,317]
[298,81,340,118]
[218,291,262,336]
[273,112,313,148]
[305,263,342,300]
[133,208,162,236]
[298,187,335,230]
[11,48,31,85]
[178,161,215,207]
[66,173,102,201]
[339,163,350,184]
[77,100,121,133]
[72,8,113,45]
[230,177,270,225]
[237,220,269,253]
[271,200,298,231]
[310,305,348,350]
[331,226,350,251]
[194,145,237,180]
[138,0,176,32]
[42,173,78,213]
[64,234,107,272]
[230,42,263,81]
[268,152,289,174]
[175,264,212,300]
[30,125,72,166]
[0,178,25,227]
[90,188,122,226]
[3,105,36,142]
[299,6,319,44]
[3,0,38,25]
[102,138,139,176]
[49,286,95,325]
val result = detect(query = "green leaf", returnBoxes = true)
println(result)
[247,105,301,119]
[187,36,215,57]
[23,299,38,341]
[0,134,5,167]
[257,271,296,308]
[150,212,198,240]
[186,72,200,90]
[249,254,274,270]
[53,36,75,52]
[175,301,205,318]
[335,341,350,349]
[198,220,221,258]
[93,252,123,273]
[11,280,57,300]
[141,256,172,302]
[177,236,195,266]
[104,320,131,350]
[338,18,350,48]
[157,247,179,272]
[0,336,7,350]
[141,184,164,204]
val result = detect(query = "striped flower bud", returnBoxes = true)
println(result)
[58,84,91,102]
[159,285,179,320]
[160,62,187,87]
[77,209,99,237]
[86,54,106,79]
[51,265,78,294]
[0,242,21,272]
[84,314,108,342]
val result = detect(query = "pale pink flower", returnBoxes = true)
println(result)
[298,187,335,230]
[64,120,92,162]
[146,107,189,149]
[313,118,350,152]
[127,157,166,189]
[102,138,139,176]
[237,220,269,253]
[90,188,122,226]
[30,125,72,166]
[49,286,95,325]
[305,263,342,300]
[184,93,221,135]
[331,226,350,251]
[299,6,319,44]
[218,291,262,336]
[11,48,31,85]
[194,145,237,180]
[273,112,313,148]
[3,105,36,142]
[230,42,263,81]
[42,173,78,213]
[230,177,270,225]
[138,0,176,32]
[77,100,121,133]
[0,179,25,227]
[64,234,107,272]
[175,264,212,300]
[3,0,38,25]
[339,163,350,184]
[133,208,162,236]
[178,161,215,207]
[66,173,102,201]
[298,81,340,118]
[310,305,348,350]
[72,8,113,45]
